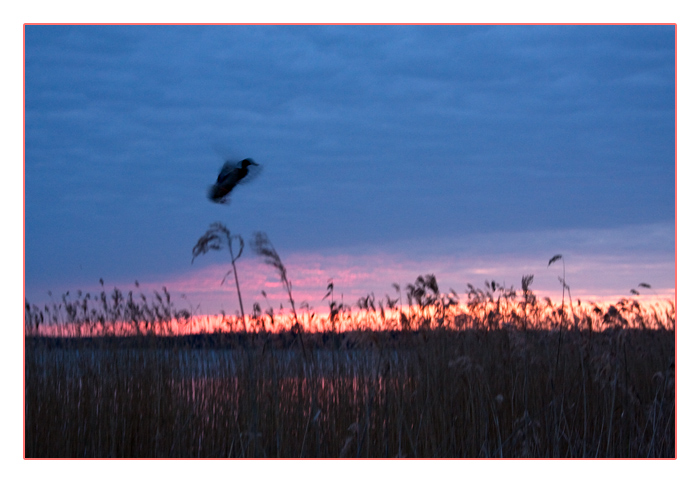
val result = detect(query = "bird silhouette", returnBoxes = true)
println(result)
[208,158,261,204]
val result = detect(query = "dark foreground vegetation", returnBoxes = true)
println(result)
[25,325,674,458]
[25,248,675,458]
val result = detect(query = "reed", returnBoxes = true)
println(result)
[192,222,246,323]
[25,326,674,458]
[24,253,675,458]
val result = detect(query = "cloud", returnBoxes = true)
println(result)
[25,221,673,316]
[24,25,675,301]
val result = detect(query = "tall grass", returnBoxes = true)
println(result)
[24,273,675,338]
[24,284,675,458]
[25,326,674,458]
[192,222,246,322]
[24,244,675,458]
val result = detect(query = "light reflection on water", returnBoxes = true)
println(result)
[26,345,416,438]
[29,346,405,372]
[26,346,412,398]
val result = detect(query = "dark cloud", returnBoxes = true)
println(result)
[24,25,675,298]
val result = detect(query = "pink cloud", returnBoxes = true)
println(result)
[144,245,673,317]
[45,224,673,318]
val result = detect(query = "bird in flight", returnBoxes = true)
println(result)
[208,158,261,204]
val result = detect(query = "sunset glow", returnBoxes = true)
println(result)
[27,220,673,322]
[22,21,678,461]
[28,294,675,338]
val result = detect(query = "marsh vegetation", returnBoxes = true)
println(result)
[25,230,675,457]
[24,270,675,458]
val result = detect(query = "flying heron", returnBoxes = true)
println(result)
[208,158,261,204]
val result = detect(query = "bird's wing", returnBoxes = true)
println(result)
[217,161,240,183]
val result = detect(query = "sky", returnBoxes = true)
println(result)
[9,2,699,476]
[23,24,676,315]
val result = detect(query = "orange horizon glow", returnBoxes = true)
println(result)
[27,295,675,338]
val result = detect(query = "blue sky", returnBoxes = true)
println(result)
[24,25,676,314]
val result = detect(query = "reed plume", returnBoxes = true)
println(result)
[192,222,246,322]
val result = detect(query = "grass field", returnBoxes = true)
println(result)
[24,274,675,458]
[25,237,675,458]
